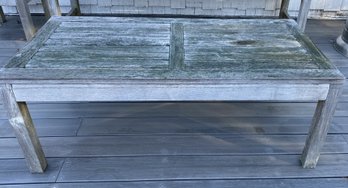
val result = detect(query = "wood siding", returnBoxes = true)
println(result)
[0,0,348,19]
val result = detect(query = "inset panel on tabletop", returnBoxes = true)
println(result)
[0,17,344,82]
[184,19,332,71]
[25,19,171,70]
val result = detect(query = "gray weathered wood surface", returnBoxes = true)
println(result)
[40,0,52,20]
[1,84,47,173]
[8,0,313,43]
[15,0,36,40]
[0,158,63,184]
[298,0,312,32]
[0,16,345,173]
[0,17,344,83]
[68,0,80,16]
[279,0,290,19]
[2,178,348,188]
[2,134,348,158]
[14,0,75,41]
[42,0,61,17]
[56,154,348,181]
[1,16,347,187]
[301,84,343,168]
[11,84,330,102]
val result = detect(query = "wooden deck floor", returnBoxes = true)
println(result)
[0,16,348,187]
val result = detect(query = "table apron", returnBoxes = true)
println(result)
[12,84,330,102]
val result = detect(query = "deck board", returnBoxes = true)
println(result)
[0,178,348,188]
[1,135,348,159]
[0,118,81,138]
[0,102,321,118]
[2,178,348,188]
[78,116,348,135]
[1,102,347,119]
[0,158,64,185]
[0,16,347,186]
[57,155,348,182]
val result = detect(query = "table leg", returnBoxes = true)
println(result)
[297,0,312,32]
[41,0,52,20]
[15,0,36,41]
[41,0,61,17]
[69,0,81,16]
[279,0,290,19]
[334,18,348,57]
[0,6,6,23]
[1,84,47,173]
[301,84,343,168]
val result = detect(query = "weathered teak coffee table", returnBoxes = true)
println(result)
[0,16,345,173]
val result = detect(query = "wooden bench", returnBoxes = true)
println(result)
[14,0,80,40]
[41,0,312,32]
[12,0,312,41]
[0,16,345,173]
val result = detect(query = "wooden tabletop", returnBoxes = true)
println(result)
[0,16,344,84]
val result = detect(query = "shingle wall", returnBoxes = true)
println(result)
[1,0,347,19]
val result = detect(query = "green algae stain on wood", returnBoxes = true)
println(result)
[183,20,333,71]
[3,17,344,81]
